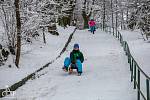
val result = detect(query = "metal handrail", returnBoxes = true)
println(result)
[103,26,150,100]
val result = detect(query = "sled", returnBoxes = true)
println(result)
[63,64,81,76]
[68,64,81,75]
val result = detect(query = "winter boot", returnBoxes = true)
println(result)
[62,66,68,72]
[77,73,82,76]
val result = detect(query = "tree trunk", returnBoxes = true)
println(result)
[82,11,91,29]
[126,0,129,25]
[15,0,21,68]
[82,0,91,29]
[111,0,114,33]
[70,0,77,26]
[43,27,46,44]
[121,10,123,30]
[115,0,118,33]
[103,0,106,30]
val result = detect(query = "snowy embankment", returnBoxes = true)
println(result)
[0,26,75,89]
[3,29,136,100]
[119,30,150,76]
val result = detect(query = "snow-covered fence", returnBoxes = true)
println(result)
[59,27,77,56]
[104,26,150,100]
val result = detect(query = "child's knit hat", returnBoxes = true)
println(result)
[74,43,79,49]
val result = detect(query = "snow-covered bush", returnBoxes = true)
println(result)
[128,0,150,38]
[0,44,10,66]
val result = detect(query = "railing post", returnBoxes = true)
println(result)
[137,70,140,100]
[128,52,130,64]
[110,27,111,34]
[113,27,114,35]
[119,34,122,43]
[117,31,120,40]
[121,37,123,46]
[129,56,132,71]
[147,79,149,100]
[123,42,126,52]
[107,26,109,32]
[124,42,128,55]
[116,30,118,38]
[121,36,123,46]
[107,26,109,33]
[120,35,122,44]
[115,28,117,37]
[134,63,136,89]
[119,34,121,41]
[131,59,134,82]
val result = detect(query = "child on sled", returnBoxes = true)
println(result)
[62,43,84,76]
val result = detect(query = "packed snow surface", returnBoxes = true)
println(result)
[2,29,136,100]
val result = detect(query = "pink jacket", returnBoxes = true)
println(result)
[88,20,96,27]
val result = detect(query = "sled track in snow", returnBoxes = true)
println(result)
[0,28,77,98]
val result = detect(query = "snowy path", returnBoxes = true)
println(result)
[2,29,136,100]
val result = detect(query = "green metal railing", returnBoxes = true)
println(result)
[103,26,150,100]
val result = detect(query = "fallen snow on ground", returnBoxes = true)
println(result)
[0,26,75,89]
[2,29,136,100]
[119,30,150,76]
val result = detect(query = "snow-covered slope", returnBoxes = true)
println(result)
[120,30,150,76]
[0,26,75,89]
[2,29,136,100]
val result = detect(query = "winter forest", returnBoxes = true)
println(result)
[0,0,150,100]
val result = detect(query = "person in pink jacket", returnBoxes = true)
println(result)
[88,19,96,34]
